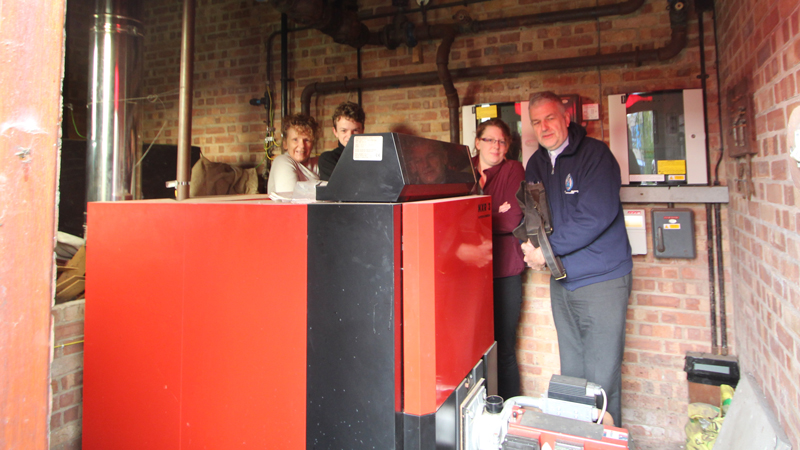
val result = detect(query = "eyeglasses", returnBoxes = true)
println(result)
[479,137,508,147]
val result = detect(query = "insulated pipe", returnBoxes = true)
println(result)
[287,0,652,134]
[86,0,145,203]
[357,0,490,22]
[270,0,370,48]
[372,0,646,50]
[274,0,645,56]
[176,0,195,201]
[301,6,688,116]
[417,24,460,143]
[466,0,645,33]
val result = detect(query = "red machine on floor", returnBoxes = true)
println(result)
[504,408,631,450]
[83,134,495,449]
[84,132,630,449]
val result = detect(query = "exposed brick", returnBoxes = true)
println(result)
[52,1,762,447]
[637,295,681,309]
[54,322,83,342]
[767,108,786,131]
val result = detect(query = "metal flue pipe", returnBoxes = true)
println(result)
[86,0,145,204]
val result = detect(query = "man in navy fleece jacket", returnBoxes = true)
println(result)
[521,91,633,427]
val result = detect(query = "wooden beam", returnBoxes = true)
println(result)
[0,0,67,448]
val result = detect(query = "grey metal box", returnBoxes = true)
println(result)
[651,208,696,258]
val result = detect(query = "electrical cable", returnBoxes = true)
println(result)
[66,103,86,139]
[54,339,84,349]
[260,36,279,169]
[77,87,177,169]
[597,387,608,424]
[261,86,278,164]
[134,93,171,168]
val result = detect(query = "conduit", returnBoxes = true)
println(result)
[698,0,729,355]
[697,5,719,352]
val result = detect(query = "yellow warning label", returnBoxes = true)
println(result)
[668,174,686,181]
[657,160,686,175]
[663,224,681,230]
[476,105,498,120]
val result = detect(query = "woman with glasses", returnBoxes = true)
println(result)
[473,118,526,400]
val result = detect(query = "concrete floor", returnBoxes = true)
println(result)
[631,439,685,450]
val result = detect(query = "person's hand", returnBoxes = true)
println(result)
[521,239,546,270]
[498,201,511,213]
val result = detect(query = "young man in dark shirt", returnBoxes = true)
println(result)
[317,102,365,181]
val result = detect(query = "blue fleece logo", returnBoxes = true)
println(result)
[565,173,578,194]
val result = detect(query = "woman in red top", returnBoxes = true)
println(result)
[473,118,526,399]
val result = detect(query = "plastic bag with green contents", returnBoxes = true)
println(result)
[685,384,736,450]
[686,403,723,450]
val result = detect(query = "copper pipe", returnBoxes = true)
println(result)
[176,0,195,201]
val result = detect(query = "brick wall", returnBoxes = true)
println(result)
[520,203,731,447]
[50,300,85,450]
[60,0,736,447]
[716,0,800,447]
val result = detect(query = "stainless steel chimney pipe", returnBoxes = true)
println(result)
[86,0,144,203]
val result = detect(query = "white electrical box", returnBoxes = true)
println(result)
[624,208,647,255]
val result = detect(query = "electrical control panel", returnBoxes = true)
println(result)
[651,208,696,259]
[608,89,707,186]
